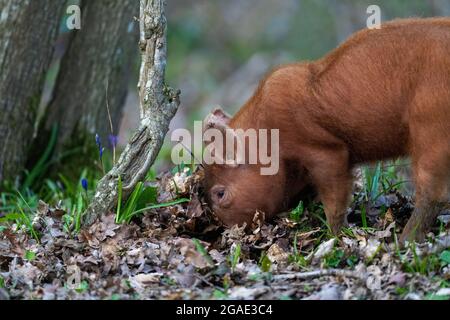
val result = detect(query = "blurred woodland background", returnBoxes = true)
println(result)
[3,1,450,301]
[1,0,450,187]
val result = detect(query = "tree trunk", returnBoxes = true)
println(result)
[0,0,65,183]
[82,0,180,226]
[44,0,139,155]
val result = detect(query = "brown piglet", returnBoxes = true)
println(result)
[202,18,450,243]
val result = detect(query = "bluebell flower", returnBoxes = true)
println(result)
[95,134,101,148]
[81,178,88,191]
[95,133,103,159]
[108,134,118,148]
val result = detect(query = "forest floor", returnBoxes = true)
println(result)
[1,169,450,300]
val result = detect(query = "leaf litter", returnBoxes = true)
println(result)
[1,169,449,300]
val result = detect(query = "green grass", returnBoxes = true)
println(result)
[393,231,444,276]
[289,232,308,269]
[1,164,189,238]
[362,160,409,202]
[0,190,40,241]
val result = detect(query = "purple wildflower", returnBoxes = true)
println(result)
[108,134,118,148]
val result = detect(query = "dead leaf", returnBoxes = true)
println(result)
[176,238,211,269]
[229,286,268,299]
[311,238,336,262]
[134,273,163,285]
[267,243,289,265]
[374,222,395,239]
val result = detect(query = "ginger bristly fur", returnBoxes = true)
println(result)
[203,18,450,242]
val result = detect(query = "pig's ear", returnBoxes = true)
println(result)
[203,107,240,168]
[203,106,231,132]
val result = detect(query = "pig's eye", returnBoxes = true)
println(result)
[210,185,230,206]
[216,190,225,199]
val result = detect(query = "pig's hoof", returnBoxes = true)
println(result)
[399,227,426,245]
[329,223,344,237]
[328,216,348,237]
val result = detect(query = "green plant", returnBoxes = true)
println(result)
[363,162,383,201]
[192,238,214,266]
[229,243,241,272]
[21,124,58,191]
[360,204,368,229]
[341,227,356,238]
[75,280,89,293]
[15,191,39,241]
[115,177,189,224]
[279,295,293,300]
[0,189,39,240]
[426,292,450,300]
[439,250,450,266]
[399,241,441,275]
[59,171,91,234]
[395,286,409,297]
[362,161,408,203]
[289,232,308,268]
[115,180,144,224]
[109,294,121,300]
[306,203,333,238]
[289,201,304,222]
[259,252,272,272]
[346,254,358,267]
[161,276,176,286]
[24,250,36,261]
[323,248,344,268]
[213,289,229,299]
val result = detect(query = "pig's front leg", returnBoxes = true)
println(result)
[307,147,353,235]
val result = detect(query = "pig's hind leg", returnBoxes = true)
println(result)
[400,118,450,243]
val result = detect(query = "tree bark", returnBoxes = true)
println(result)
[82,0,180,226]
[44,0,139,154]
[0,0,65,182]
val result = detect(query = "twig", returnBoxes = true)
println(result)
[194,274,223,291]
[105,79,116,164]
[272,269,367,282]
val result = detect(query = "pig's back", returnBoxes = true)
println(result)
[311,18,450,163]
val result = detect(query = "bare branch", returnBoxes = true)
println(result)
[271,269,367,282]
